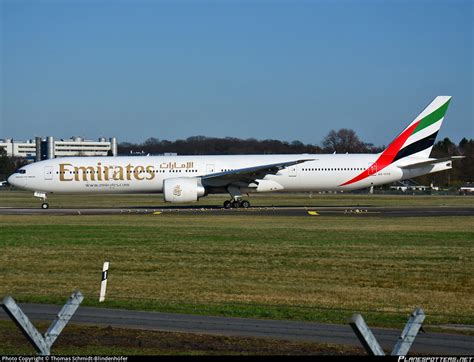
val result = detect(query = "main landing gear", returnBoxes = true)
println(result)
[34,191,49,209]
[223,199,251,209]
[224,185,250,209]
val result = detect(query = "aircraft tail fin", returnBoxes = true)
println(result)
[384,96,451,162]
[340,96,452,187]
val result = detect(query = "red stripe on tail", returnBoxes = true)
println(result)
[339,120,420,186]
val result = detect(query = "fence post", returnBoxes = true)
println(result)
[2,295,50,355]
[44,290,84,347]
[349,313,385,355]
[1,291,83,355]
[391,308,425,356]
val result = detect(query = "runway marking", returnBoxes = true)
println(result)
[0,206,472,217]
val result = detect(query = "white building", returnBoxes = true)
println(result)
[459,184,474,194]
[0,137,118,159]
[54,137,115,157]
[0,139,36,158]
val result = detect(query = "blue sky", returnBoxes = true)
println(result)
[1,0,472,147]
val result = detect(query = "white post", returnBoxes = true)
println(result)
[349,308,426,356]
[99,261,109,302]
[391,308,426,356]
[349,314,385,356]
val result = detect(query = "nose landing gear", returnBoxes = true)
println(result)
[34,191,49,209]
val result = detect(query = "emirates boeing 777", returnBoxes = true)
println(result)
[7,96,463,209]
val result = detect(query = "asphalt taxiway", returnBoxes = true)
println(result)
[0,303,473,355]
[0,205,473,217]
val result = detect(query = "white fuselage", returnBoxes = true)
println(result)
[8,96,456,202]
[8,153,428,195]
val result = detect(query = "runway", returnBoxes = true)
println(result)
[0,205,473,217]
[1,303,473,355]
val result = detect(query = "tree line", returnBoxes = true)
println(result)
[416,137,473,187]
[118,129,384,156]
[0,148,28,182]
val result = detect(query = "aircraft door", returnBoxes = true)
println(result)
[288,166,297,177]
[368,162,378,176]
[44,166,53,180]
[206,164,215,174]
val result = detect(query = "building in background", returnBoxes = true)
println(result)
[0,136,118,161]
[459,183,474,195]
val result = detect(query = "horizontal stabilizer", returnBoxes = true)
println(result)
[397,156,465,169]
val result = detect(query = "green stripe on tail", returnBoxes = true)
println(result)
[413,98,451,135]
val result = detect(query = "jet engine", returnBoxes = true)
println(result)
[163,177,206,203]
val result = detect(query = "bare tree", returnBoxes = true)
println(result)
[322,129,367,153]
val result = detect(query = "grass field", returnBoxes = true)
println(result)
[0,192,473,332]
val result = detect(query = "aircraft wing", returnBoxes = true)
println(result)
[397,156,465,169]
[201,159,314,186]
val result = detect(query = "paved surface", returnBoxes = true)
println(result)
[0,206,473,217]
[1,303,473,355]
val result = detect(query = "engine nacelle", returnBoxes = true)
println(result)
[255,179,284,192]
[163,177,206,203]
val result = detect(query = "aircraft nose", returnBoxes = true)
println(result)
[7,174,16,186]
[7,174,24,188]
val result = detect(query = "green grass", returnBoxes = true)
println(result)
[0,204,473,330]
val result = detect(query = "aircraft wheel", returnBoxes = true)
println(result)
[241,200,250,209]
[223,200,232,209]
[41,203,49,209]
[231,200,241,208]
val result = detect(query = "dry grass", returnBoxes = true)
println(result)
[0,211,473,327]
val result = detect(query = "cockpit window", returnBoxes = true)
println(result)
[16,169,26,174]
